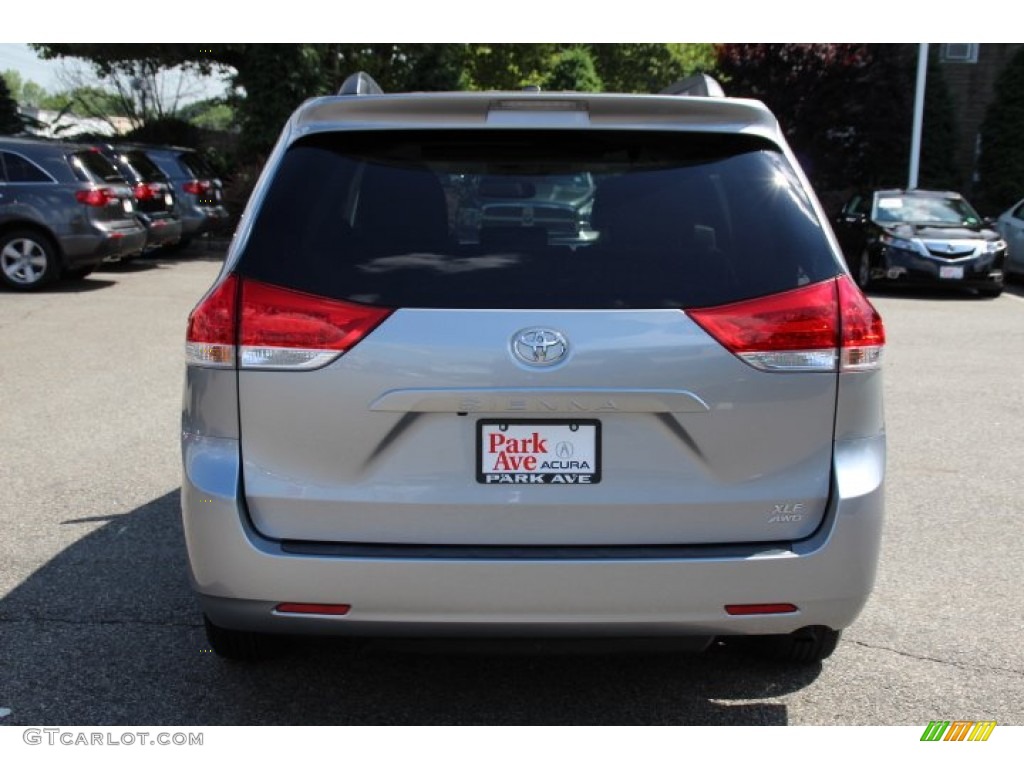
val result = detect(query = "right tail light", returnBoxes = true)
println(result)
[686,276,884,373]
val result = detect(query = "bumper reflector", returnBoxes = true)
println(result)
[275,603,351,616]
[725,603,798,615]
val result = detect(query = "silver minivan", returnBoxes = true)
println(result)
[182,76,886,664]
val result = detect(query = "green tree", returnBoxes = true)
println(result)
[543,47,603,92]
[460,44,560,89]
[40,86,127,117]
[0,74,22,134]
[715,44,959,193]
[978,46,1024,212]
[179,98,235,132]
[1,70,49,109]
[591,44,717,93]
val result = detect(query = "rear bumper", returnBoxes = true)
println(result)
[181,434,884,638]
[62,223,148,268]
[180,202,229,237]
[140,216,183,250]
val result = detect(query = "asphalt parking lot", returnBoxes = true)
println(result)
[1,252,1022,725]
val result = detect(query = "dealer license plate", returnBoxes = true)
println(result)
[939,265,964,279]
[477,420,600,485]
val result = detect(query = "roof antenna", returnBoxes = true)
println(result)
[338,72,384,96]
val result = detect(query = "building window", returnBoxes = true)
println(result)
[940,44,979,63]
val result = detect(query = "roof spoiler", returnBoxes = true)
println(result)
[338,72,384,96]
[659,74,725,97]
[335,70,725,98]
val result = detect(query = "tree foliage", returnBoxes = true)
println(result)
[544,47,603,92]
[716,44,958,193]
[978,46,1024,212]
[591,44,716,93]
[0,73,22,134]
[2,69,48,109]
[179,98,235,132]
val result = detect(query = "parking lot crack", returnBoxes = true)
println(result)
[847,638,1024,677]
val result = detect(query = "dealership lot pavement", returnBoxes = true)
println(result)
[1,254,1022,725]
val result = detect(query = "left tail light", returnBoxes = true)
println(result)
[185,275,393,370]
[75,187,117,207]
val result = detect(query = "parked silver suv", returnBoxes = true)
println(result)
[182,75,886,664]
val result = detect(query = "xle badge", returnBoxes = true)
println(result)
[768,503,804,523]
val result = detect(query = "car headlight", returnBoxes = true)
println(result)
[985,239,1007,253]
[879,233,918,252]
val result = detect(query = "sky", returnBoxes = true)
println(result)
[0,44,72,90]
[0,43,230,103]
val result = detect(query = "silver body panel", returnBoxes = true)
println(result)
[237,309,837,545]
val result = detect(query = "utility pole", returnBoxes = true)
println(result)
[908,43,929,189]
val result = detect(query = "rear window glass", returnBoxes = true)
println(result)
[177,152,214,179]
[236,131,841,309]
[118,150,167,182]
[69,151,124,184]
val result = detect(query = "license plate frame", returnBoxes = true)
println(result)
[939,265,964,279]
[477,419,601,485]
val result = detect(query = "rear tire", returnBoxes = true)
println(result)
[854,250,872,289]
[747,626,841,665]
[203,615,287,662]
[0,230,59,291]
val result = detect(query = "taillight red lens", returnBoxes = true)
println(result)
[239,279,392,369]
[687,279,839,372]
[182,180,210,196]
[75,187,116,207]
[687,277,884,373]
[133,182,160,201]
[837,276,885,370]
[185,274,238,367]
[185,275,392,370]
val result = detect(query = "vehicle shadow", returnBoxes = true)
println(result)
[0,490,822,726]
[6,276,119,293]
[866,283,1004,301]
[97,259,163,274]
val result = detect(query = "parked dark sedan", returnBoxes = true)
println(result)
[834,189,1006,297]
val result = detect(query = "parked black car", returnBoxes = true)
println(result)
[138,145,229,246]
[92,144,182,252]
[0,137,146,290]
[834,189,1006,297]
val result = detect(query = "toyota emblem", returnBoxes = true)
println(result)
[511,328,569,366]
